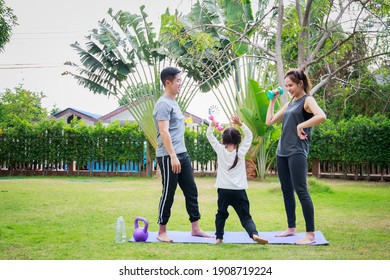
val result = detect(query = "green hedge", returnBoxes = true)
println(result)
[185,125,217,171]
[310,114,390,168]
[1,115,388,174]
[0,119,145,171]
[0,119,216,173]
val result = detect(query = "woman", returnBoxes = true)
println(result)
[266,69,326,245]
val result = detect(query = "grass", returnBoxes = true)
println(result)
[0,175,389,260]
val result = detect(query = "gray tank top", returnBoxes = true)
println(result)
[277,95,314,157]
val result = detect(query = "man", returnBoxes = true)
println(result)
[152,67,212,242]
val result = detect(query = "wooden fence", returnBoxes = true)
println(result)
[1,159,388,181]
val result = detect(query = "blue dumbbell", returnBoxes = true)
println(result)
[266,86,284,99]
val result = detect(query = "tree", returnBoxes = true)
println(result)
[50,104,61,116]
[273,0,389,99]
[276,0,390,118]
[0,86,48,127]
[318,62,390,121]
[0,0,17,52]
[64,6,203,150]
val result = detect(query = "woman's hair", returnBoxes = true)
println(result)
[222,127,242,170]
[285,68,312,93]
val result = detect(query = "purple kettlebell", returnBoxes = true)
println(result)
[133,217,149,242]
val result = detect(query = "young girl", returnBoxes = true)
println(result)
[266,69,326,245]
[206,115,268,245]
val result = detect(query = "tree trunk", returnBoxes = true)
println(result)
[276,0,287,104]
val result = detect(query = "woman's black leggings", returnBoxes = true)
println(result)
[276,154,315,232]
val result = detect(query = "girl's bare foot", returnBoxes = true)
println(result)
[215,238,223,244]
[295,232,315,245]
[253,235,268,245]
[275,228,296,237]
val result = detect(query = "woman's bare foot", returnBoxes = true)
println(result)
[275,228,296,237]
[215,238,223,244]
[295,232,315,245]
[253,235,268,245]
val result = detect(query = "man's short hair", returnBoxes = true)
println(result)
[160,67,181,87]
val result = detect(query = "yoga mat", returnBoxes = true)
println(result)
[129,231,329,245]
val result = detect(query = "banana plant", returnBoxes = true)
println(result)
[63,6,200,149]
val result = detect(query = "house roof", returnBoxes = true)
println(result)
[52,106,207,125]
[98,106,129,121]
[52,108,102,122]
[99,105,207,125]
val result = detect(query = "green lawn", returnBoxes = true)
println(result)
[0,176,389,260]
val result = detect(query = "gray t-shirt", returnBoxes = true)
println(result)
[153,95,187,157]
[277,95,314,157]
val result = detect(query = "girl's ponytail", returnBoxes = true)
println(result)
[229,148,239,170]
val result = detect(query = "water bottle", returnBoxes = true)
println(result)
[115,216,127,243]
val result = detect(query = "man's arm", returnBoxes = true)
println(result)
[158,120,181,174]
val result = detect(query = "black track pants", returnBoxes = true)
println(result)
[157,152,201,225]
[215,188,258,240]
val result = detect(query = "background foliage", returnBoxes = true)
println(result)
[1,115,388,176]
[310,114,390,169]
[0,0,18,52]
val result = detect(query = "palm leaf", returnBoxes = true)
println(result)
[65,6,200,149]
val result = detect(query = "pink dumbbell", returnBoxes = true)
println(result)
[208,115,223,131]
